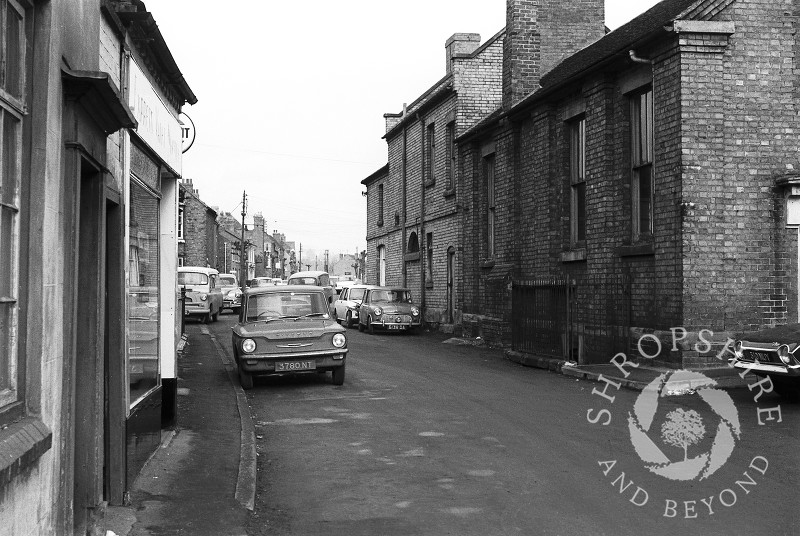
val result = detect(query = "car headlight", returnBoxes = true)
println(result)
[242,338,256,353]
[411,306,420,316]
[777,344,792,365]
[332,333,346,348]
[200,293,208,301]
[733,341,743,359]
[227,290,238,297]
[374,307,383,316]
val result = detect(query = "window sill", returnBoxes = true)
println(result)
[425,281,434,289]
[560,248,587,263]
[443,188,455,198]
[424,179,435,188]
[481,259,495,269]
[617,243,654,257]
[0,417,53,489]
[404,252,420,262]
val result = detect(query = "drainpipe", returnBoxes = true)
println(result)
[418,113,427,317]
[629,50,652,64]
[401,104,408,287]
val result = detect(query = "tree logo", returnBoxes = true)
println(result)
[628,370,741,481]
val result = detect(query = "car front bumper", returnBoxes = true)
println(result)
[731,358,800,378]
[238,349,348,374]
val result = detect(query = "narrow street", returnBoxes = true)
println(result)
[206,314,800,536]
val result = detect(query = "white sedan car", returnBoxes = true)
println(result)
[332,285,370,328]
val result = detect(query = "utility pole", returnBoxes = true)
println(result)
[299,243,302,267]
[239,191,247,295]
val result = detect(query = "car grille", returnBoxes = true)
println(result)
[741,349,782,365]
[384,315,412,323]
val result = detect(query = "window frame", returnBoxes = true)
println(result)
[485,154,496,258]
[377,183,384,227]
[445,121,455,193]
[426,122,436,186]
[569,115,587,247]
[0,0,29,421]
[630,87,654,242]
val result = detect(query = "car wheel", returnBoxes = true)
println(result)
[238,366,253,390]
[203,312,212,324]
[331,364,345,386]
[212,307,219,322]
[367,316,375,335]
[345,311,353,328]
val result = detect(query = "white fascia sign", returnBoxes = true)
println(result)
[128,57,182,173]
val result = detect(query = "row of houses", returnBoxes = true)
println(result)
[363,0,800,368]
[0,1,201,534]
[177,178,296,283]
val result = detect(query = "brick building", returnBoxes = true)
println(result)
[364,30,505,328]
[458,0,800,367]
[179,179,218,268]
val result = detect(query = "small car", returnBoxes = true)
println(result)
[332,284,372,328]
[178,266,224,323]
[287,270,336,305]
[219,273,242,313]
[230,285,348,389]
[357,286,422,334]
[731,323,800,398]
[249,277,274,288]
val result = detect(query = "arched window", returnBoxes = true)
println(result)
[407,232,419,253]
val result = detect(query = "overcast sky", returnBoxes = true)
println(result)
[144,0,661,259]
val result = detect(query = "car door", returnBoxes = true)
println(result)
[335,287,348,318]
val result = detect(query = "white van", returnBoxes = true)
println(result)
[178,266,224,323]
[286,270,336,304]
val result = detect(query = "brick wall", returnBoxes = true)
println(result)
[181,184,218,268]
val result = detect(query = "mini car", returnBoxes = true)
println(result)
[231,285,348,389]
[357,286,421,334]
[219,273,242,313]
[731,323,800,398]
[332,284,372,328]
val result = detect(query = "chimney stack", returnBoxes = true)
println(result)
[446,33,481,74]
[503,0,605,109]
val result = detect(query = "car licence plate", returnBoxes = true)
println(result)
[387,324,406,330]
[275,361,316,372]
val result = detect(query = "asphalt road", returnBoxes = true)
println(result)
[210,314,800,536]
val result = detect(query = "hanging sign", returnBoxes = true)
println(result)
[180,112,196,153]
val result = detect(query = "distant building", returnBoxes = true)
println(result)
[179,179,218,268]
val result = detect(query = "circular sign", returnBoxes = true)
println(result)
[179,112,196,153]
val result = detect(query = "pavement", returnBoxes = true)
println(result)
[103,325,256,536]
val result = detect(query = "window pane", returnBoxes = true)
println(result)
[576,182,586,242]
[3,1,23,98]
[3,111,19,206]
[0,206,15,296]
[638,164,653,235]
[128,181,160,406]
[0,302,14,393]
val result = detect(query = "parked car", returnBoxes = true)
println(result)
[332,284,372,328]
[357,286,422,334]
[230,285,348,389]
[218,273,242,314]
[178,266,223,323]
[731,323,800,398]
[335,279,357,296]
[287,270,336,305]
[249,276,274,288]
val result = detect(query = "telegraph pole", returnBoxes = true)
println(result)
[239,191,247,295]
[299,243,302,267]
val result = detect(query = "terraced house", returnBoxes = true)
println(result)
[459,0,800,367]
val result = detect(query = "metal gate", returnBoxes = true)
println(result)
[512,274,632,363]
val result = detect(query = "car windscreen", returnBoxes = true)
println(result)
[288,277,318,285]
[178,272,209,285]
[219,276,237,286]
[370,290,412,303]
[246,291,328,321]
[349,288,366,301]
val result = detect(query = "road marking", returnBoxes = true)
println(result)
[419,431,444,437]
[400,447,425,457]
[259,418,338,425]
[443,507,482,516]
[395,501,412,509]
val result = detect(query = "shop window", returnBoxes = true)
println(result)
[128,180,161,406]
